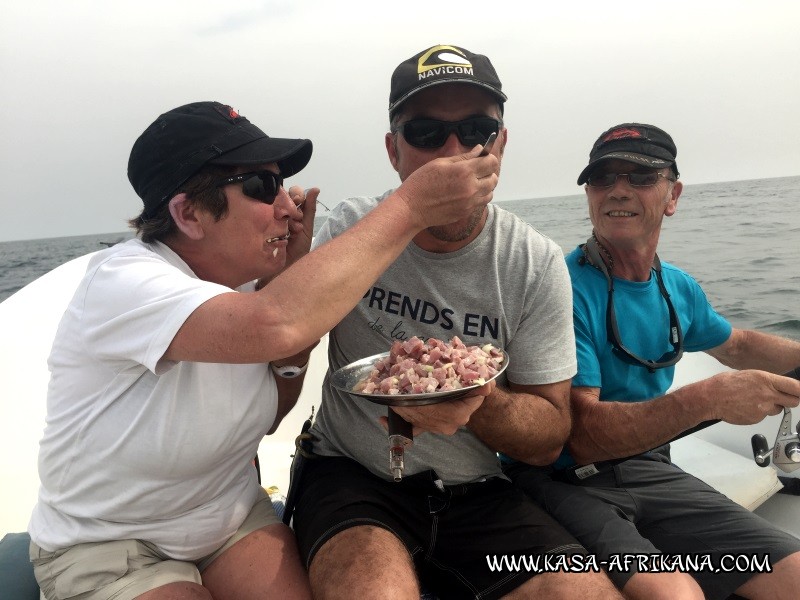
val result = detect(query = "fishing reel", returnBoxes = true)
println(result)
[752,367,800,473]
[751,407,800,473]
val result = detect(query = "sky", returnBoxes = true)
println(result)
[1,0,798,242]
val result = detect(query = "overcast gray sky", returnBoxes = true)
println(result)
[1,0,798,242]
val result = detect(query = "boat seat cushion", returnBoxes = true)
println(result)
[0,532,39,600]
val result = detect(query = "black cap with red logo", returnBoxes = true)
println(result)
[128,101,312,218]
[577,123,679,185]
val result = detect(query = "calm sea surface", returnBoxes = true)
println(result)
[2,176,798,340]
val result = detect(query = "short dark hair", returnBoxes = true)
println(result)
[128,164,237,243]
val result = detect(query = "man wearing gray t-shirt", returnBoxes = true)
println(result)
[291,45,622,600]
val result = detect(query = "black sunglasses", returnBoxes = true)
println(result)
[395,117,500,149]
[215,170,284,204]
[587,172,675,188]
[582,237,684,373]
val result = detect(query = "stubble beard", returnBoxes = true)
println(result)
[426,205,485,242]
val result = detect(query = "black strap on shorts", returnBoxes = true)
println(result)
[282,411,317,526]
[554,445,672,484]
[554,416,723,484]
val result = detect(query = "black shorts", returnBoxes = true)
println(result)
[293,456,586,600]
[506,455,800,600]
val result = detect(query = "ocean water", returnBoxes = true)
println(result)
[1,176,798,341]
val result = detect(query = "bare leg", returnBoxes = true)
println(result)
[503,571,624,599]
[621,572,704,600]
[309,525,419,600]
[202,523,311,600]
[734,551,800,600]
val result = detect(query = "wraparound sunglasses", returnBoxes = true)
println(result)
[216,170,284,204]
[395,117,500,149]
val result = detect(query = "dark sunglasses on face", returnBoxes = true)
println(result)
[587,172,676,188]
[395,117,500,149]
[215,170,284,204]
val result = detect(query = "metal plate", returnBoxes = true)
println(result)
[329,349,509,407]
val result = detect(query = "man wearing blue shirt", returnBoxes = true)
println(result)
[506,123,800,600]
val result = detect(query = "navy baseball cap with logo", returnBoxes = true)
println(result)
[388,44,507,116]
[128,101,313,218]
[577,123,679,185]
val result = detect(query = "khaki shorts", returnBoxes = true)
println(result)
[30,489,280,600]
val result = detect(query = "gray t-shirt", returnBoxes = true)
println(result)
[310,192,576,484]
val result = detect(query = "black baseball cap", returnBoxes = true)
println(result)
[577,123,679,185]
[388,44,507,116]
[128,101,313,218]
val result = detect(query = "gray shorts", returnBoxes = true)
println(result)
[505,454,800,600]
[30,489,280,600]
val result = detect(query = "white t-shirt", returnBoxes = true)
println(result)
[29,239,279,560]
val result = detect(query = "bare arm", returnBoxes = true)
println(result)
[706,327,800,372]
[568,383,713,463]
[468,379,572,465]
[568,330,800,464]
[267,370,307,436]
[165,147,499,364]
